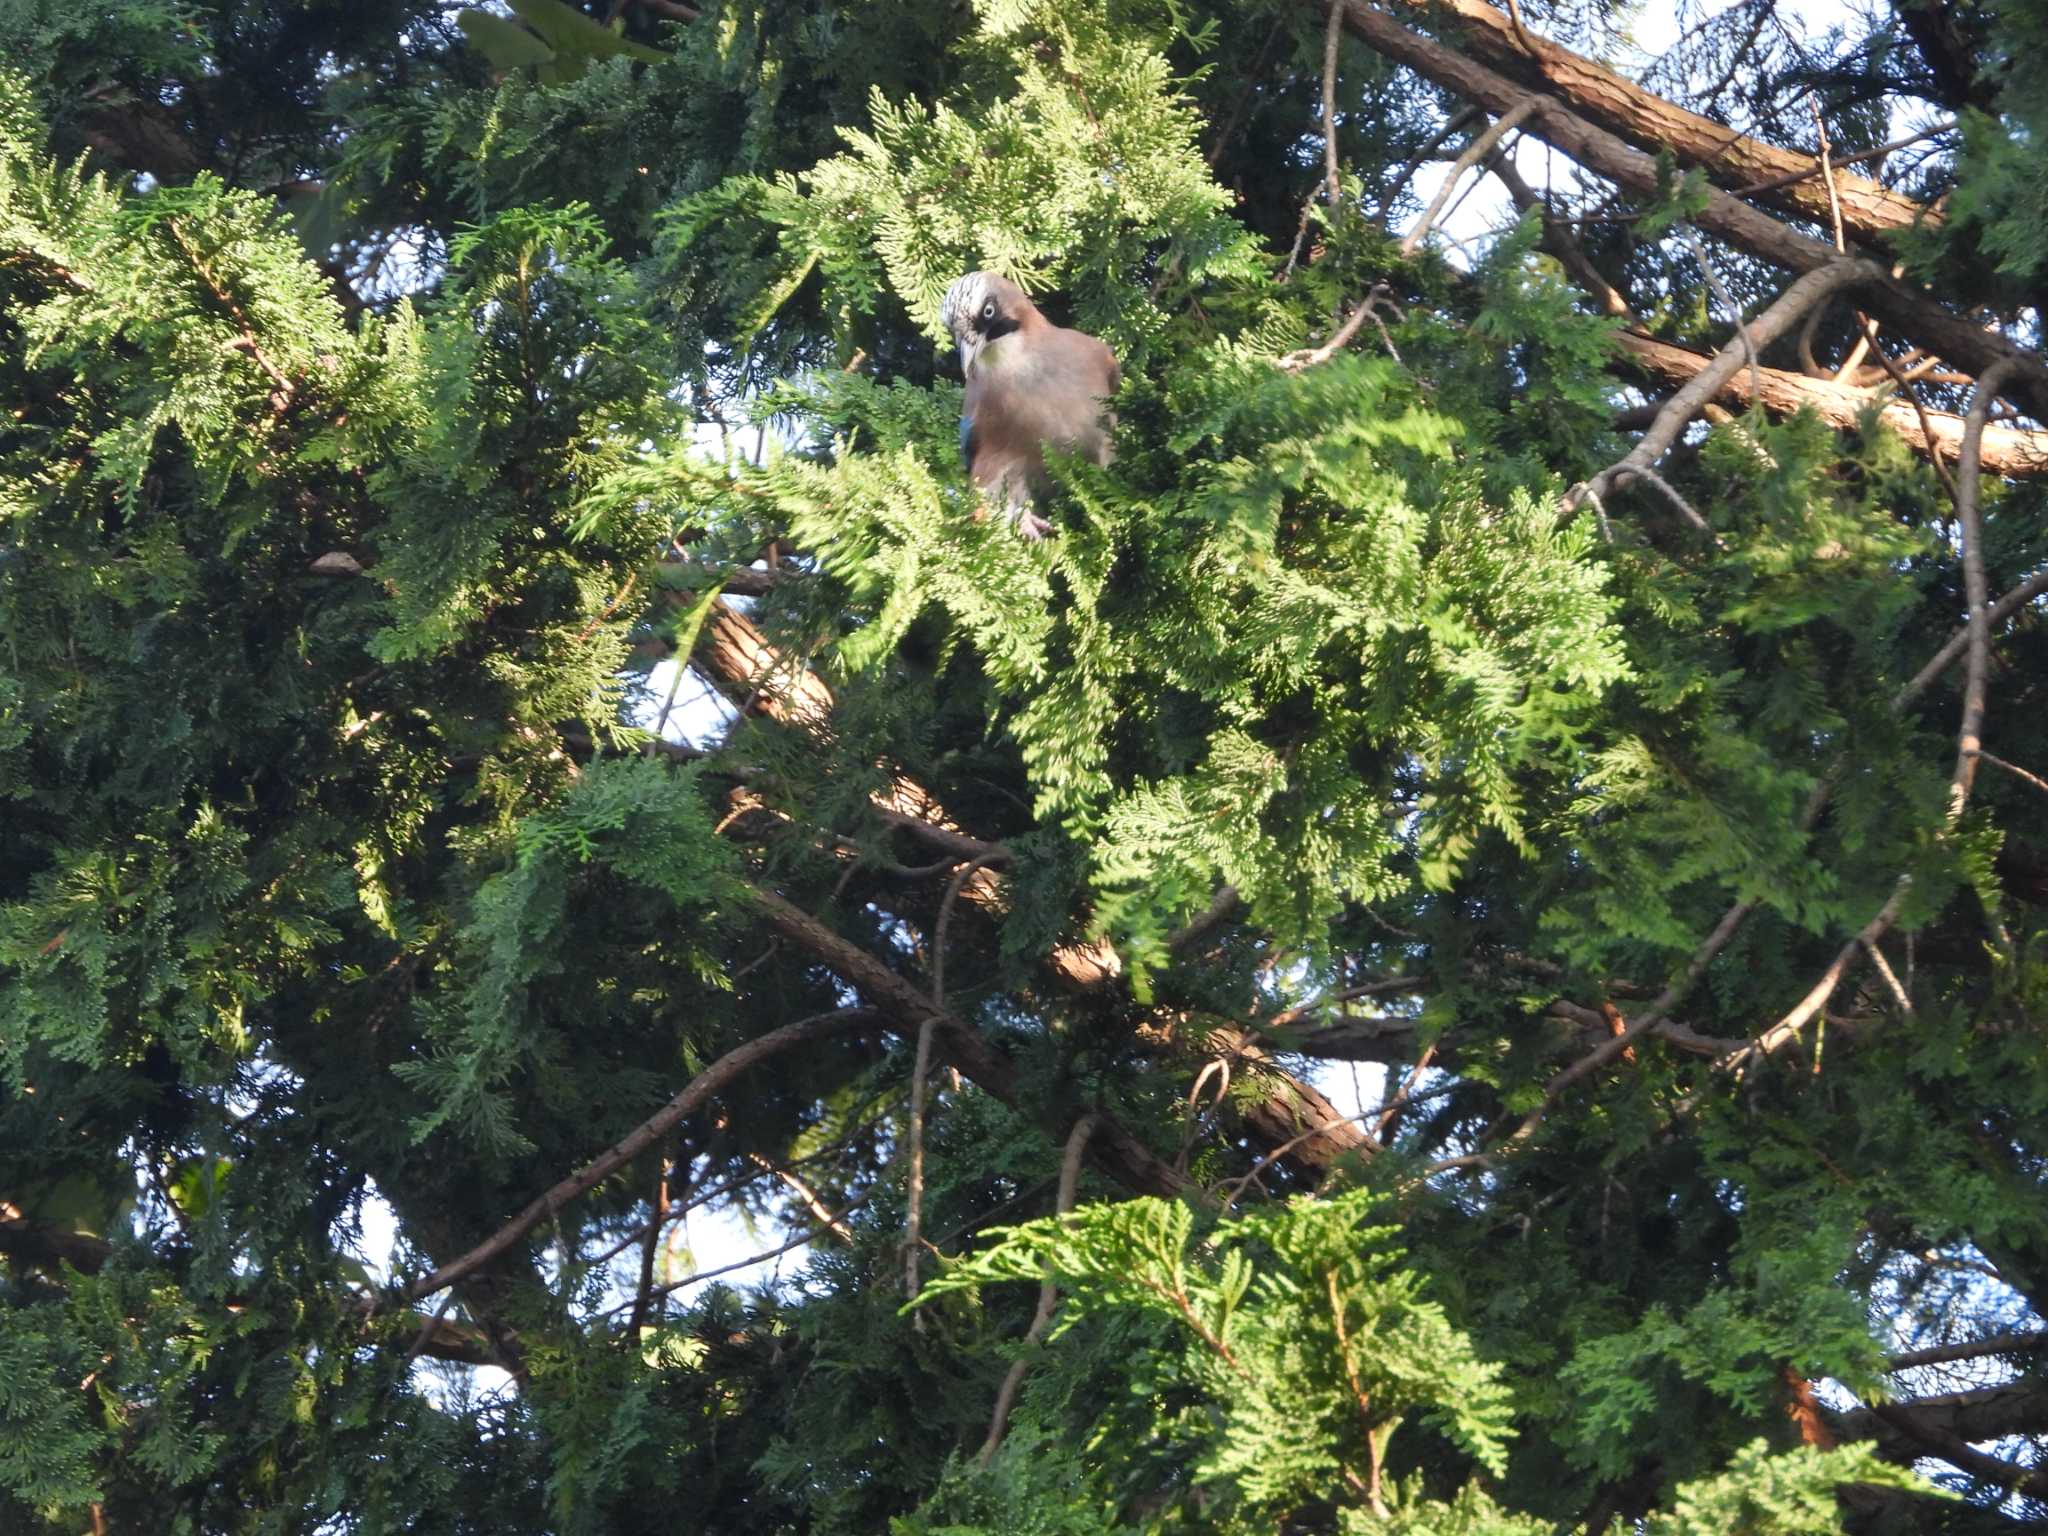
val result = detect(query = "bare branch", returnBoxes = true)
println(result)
[979,1114,1099,1465]
[1950,359,2024,817]
[1399,100,1539,257]
[749,1152,854,1242]
[745,884,1191,1199]
[1974,749,2048,799]
[1889,1330,2048,1371]
[1734,359,2026,1069]
[1322,1,1344,211]
[903,1014,940,1309]
[1278,284,1403,371]
[396,1007,883,1306]
[1568,259,1884,511]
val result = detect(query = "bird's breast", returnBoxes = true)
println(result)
[975,337,1114,462]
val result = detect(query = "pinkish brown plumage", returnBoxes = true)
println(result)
[942,271,1120,540]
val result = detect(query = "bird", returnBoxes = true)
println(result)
[941,271,1120,540]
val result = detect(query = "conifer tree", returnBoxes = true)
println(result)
[2,0,2047,1531]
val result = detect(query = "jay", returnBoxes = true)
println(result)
[942,271,1119,540]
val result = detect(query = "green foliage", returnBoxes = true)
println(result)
[921,1191,1514,1525]
[1,0,2044,1531]
[1651,1440,1931,1536]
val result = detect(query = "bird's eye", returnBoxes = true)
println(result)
[982,301,996,320]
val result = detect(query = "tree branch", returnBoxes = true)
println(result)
[979,1113,1099,1465]
[1355,0,1934,242]
[744,884,1191,1200]
[1568,259,1884,511]
[1610,330,2048,477]
[396,1007,883,1305]
[1332,1,2048,422]
[1889,1329,2048,1372]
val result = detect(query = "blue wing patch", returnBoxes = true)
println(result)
[959,413,976,472]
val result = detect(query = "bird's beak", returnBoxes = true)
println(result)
[954,331,984,377]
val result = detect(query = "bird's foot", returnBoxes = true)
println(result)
[1010,509,1054,541]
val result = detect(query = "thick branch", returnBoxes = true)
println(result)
[1614,331,2048,477]
[1854,1395,2048,1497]
[1362,0,1933,242]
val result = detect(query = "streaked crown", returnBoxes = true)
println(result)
[940,271,996,340]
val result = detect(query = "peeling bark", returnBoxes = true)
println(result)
[1613,330,2048,476]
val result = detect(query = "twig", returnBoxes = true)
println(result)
[1278,284,1402,371]
[1684,226,1761,404]
[1375,1043,1435,1143]
[1400,100,1539,258]
[1282,185,1321,283]
[1499,0,1541,55]
[1488,149,1632,318]
[625,1161,672,1338]
[583,1111,882,1271]
[748,1152,854,1241]
[1974,749,2048,798]
[1377,106,1483,225]
[1857,316,1961,501]
[1205,21,1284,168]
[1862,938,1913,1018]
[1563,558,2048,1089]
[1724,121,1956,202]
[165,219,296,420]
[1633,466,1716,535]
[1216,1110,1388,1207]
[575,567,641,644]
[903,1013,940,1310]
[1327,1267,1389,1515]
[1263,976,1426,1031]
[1733,358,2022,1070]
[932,853,1002,1010]
[978,1115,1099,1465]
[1948,359,2020,818]
[399,1287,462,1371]
[1808,97,1848,256]
[1896,568,2048,709]
[1177,1058,1232,1173]
[1322,1,1344,211]
[603,1190,877,1319]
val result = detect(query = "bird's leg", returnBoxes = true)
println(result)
[1009,507,1054,541]
[999,481,1053,541]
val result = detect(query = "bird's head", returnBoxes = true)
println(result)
[941,270,1032,377]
